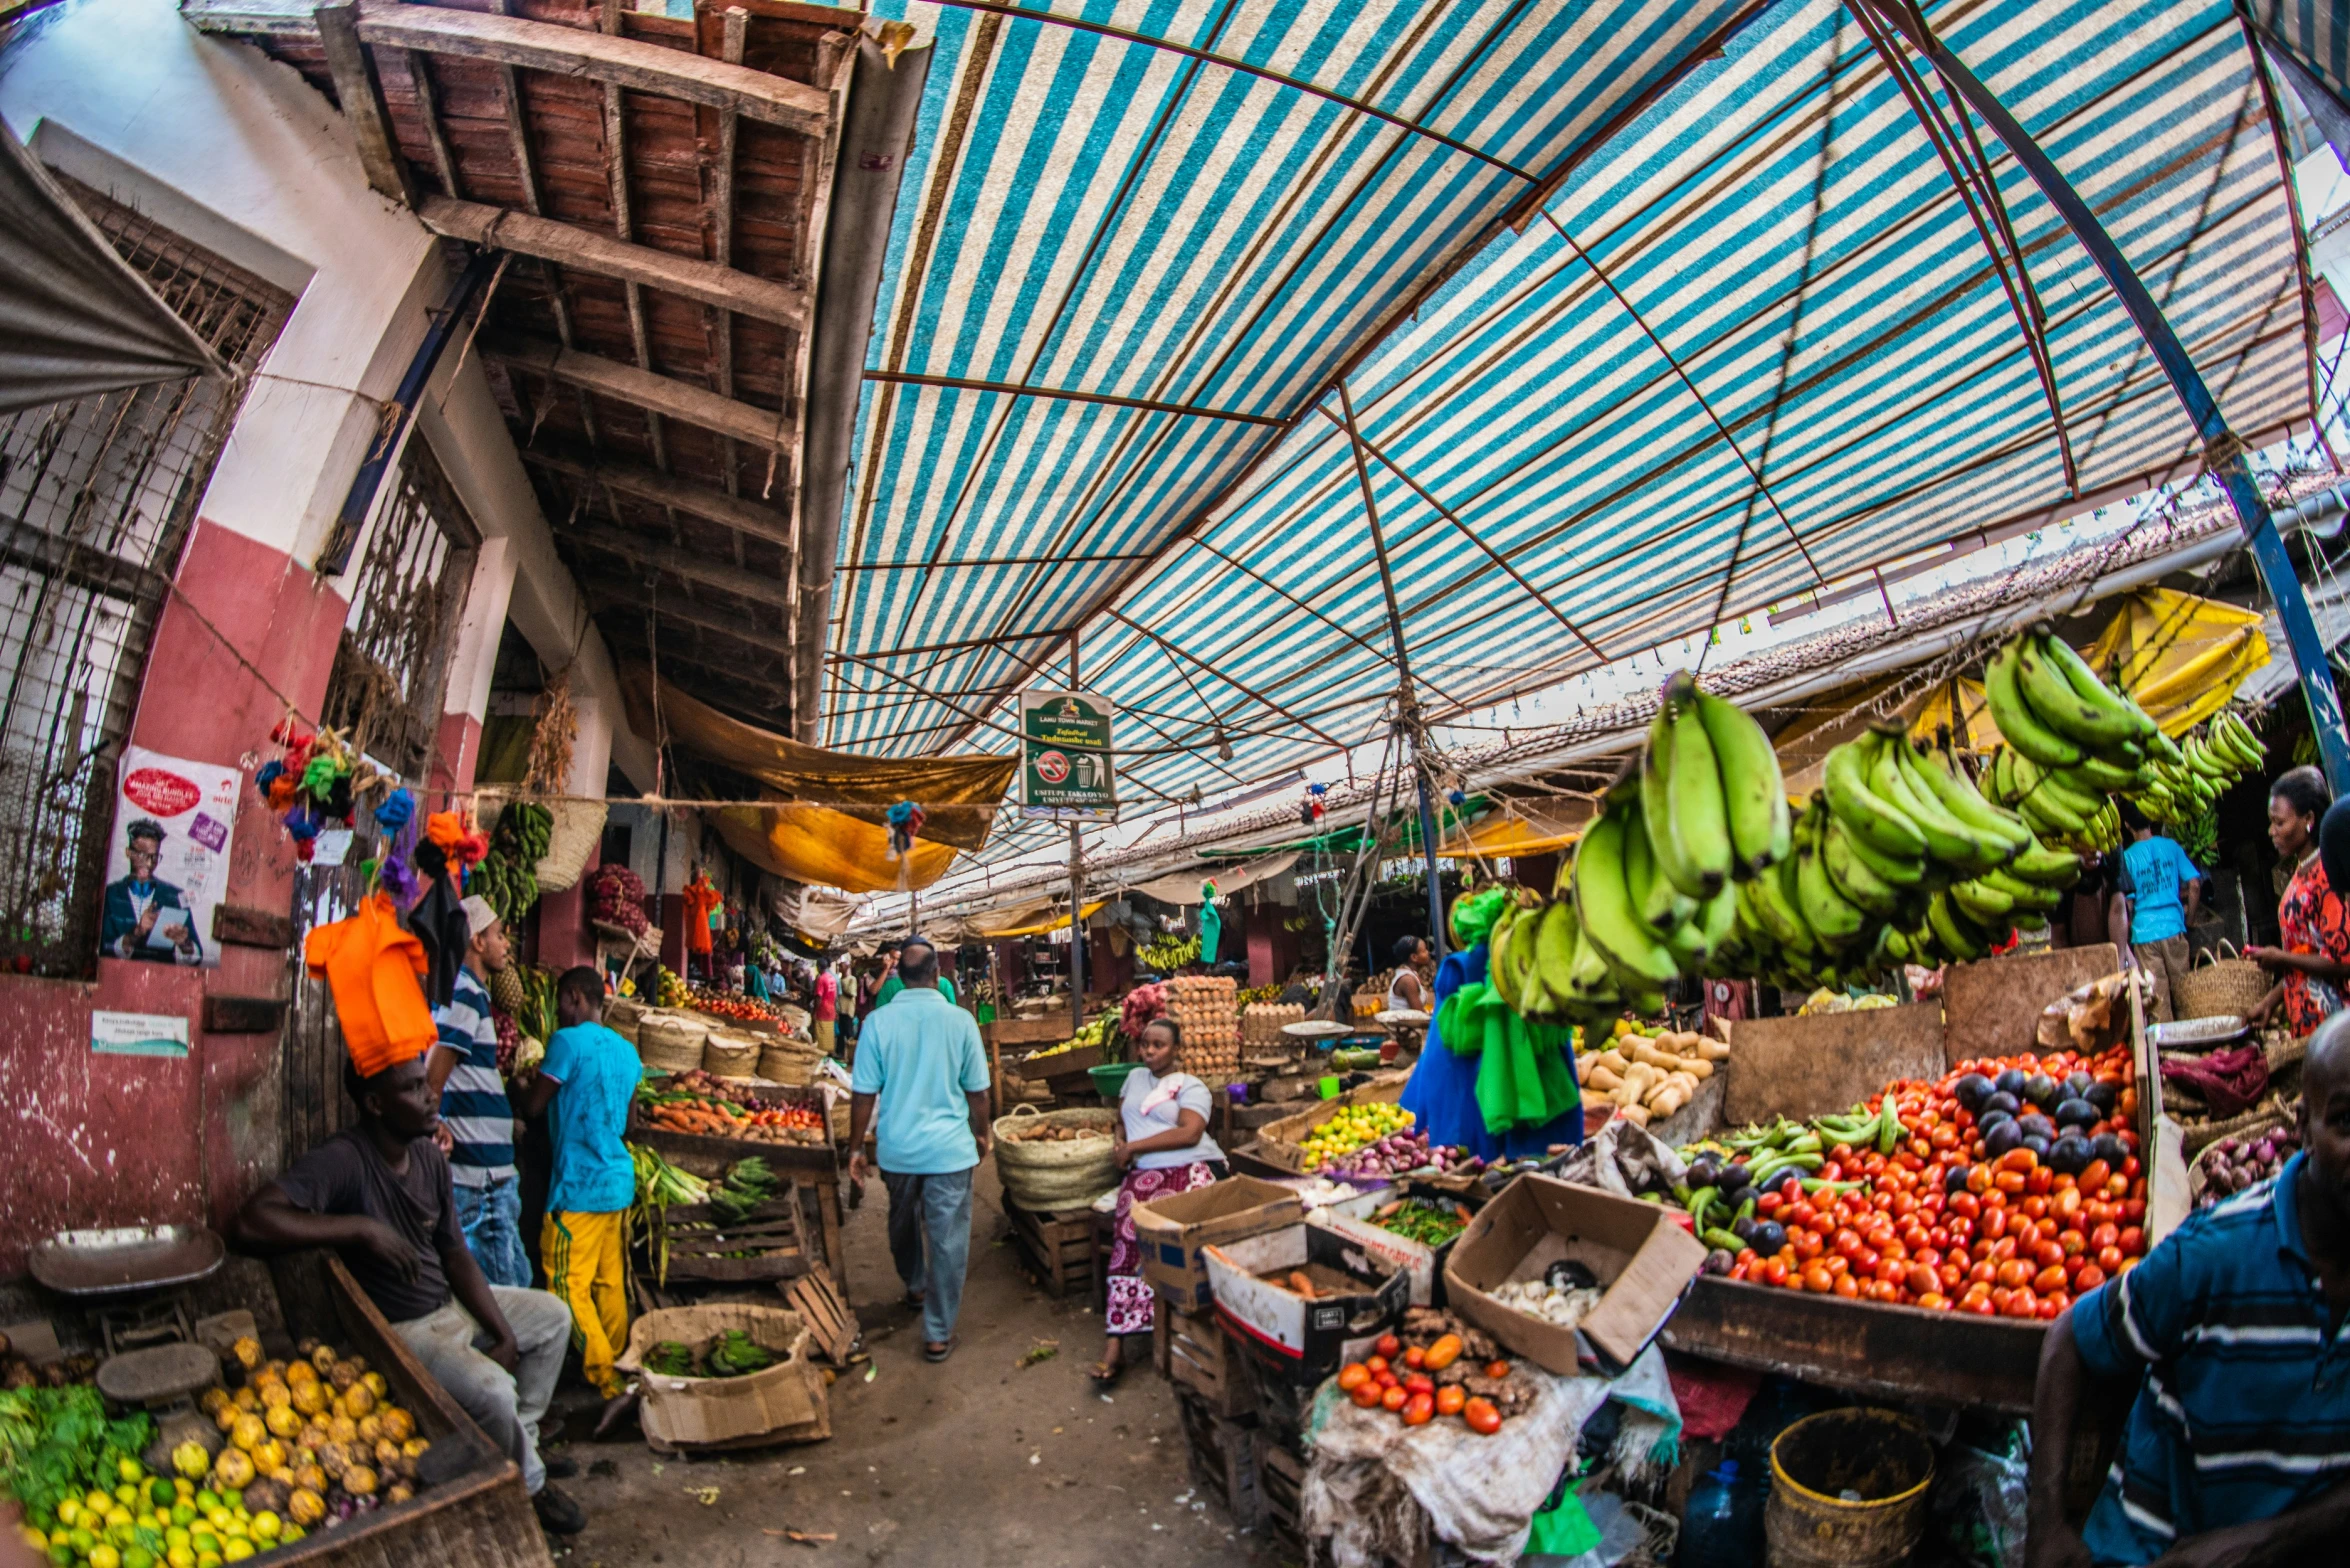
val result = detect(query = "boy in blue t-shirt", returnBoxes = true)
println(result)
[2119,804,2205,1021]
[514,967,642,1426]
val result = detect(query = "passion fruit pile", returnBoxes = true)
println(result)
[182,1337,432,1541]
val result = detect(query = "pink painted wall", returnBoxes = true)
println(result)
[0,521,348,1278]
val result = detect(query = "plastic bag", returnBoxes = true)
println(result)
[1926,1424,2030,1568]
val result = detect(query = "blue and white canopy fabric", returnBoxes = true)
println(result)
[833,1,2315,842]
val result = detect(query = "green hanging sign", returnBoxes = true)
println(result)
[1019,688,1119,820]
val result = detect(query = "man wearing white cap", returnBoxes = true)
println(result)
[426,896,528,1287]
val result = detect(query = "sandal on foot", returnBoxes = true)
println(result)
[1089,1359,1125,1388]
[923,1337,957,1363]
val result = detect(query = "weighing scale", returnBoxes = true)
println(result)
[29,1225,231,1463]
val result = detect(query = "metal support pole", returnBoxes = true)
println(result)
[1858,0,2350,790]
[321,247,500,574]
[1067,633,1086,1036]
[1337,380,1448,956]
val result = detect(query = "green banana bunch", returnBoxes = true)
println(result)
[1983,625,2161,773]
[2124,708,2265,827]
[1641,670,1792,897]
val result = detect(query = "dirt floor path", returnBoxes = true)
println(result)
[543,1164,1288,1568]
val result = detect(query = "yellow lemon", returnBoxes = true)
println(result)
[189,1532,218,1556]
[166,1548,195,1568]
[90,1546,122,1568]
[247,1514,279,1543]
[196,1555,221,1568]
[221,1542,253,1563]
[53,1503,80,1529]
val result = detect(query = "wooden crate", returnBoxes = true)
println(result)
[1175,1390,1263,1528]
[1003,1196,1100,1298]
[266,1252,551,1568]
[1243,1073,1410,1174]
[1152,1304,1254,1419]
[1254,1433,1304,1553]
[657,1196,809,1282]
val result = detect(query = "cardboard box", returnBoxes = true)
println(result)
[1442,1174,1708,1375]
[1202,1222,1410,1379]
[1133,1175,1305,1310]
[615,1303,829,1450]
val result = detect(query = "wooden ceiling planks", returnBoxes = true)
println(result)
[188,0,861,731]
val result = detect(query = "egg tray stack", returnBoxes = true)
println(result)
[1243,1002,1306,1049]
[1166,974,1242,1082]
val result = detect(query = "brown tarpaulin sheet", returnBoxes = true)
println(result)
[624,670,1014,894]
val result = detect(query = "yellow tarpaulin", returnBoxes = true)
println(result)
[1776,677,2004,799]
[974,900,1108,939]
[709,802,960,894]
[2085,588,2269,736]
[1439,798,1594,858]
[624,668,1015,851]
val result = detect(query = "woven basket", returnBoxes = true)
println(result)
[472,791,610,893]
[2173,941,2270,1022]
[2186,1105,2297,1200]
[638,1011,710,1074]
[606,998,645,1046]
[757,1040,824,1087]
[702,1029,764,1078]
[2181,1096,2294,1153]
[990,1104,1118,1210]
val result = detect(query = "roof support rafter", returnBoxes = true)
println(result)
[1308,404,1602,660]
[186,0,832,133]
[920,0,1538,183]
[419,196,807,329]
[1102,607,1349,753]
[488,334,794,451]
[314,2,414,205]
[517,444,794,543]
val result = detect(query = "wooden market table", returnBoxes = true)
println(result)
[627,1120,849,1282]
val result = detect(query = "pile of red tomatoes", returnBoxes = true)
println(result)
[1723,1043,2147,1318]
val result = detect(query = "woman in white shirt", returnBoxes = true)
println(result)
[1092,1017,1227,1386]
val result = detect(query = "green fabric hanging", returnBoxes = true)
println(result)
[1197,881,1221,965]
[1436,979,1580,1136]
[1448,885,1510,949]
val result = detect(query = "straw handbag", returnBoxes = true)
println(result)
[638,1011,710,1074]
[2172,941,2270,1022]
[990,1105,1118,1211]
[702,1029,764,1078]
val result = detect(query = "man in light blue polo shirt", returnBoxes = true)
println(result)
[2118,803,2204,1023]
[848,935,991,1363]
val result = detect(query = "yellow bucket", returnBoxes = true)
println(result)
[1765,1408,1935,1567]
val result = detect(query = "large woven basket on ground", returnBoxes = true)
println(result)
[702,1029,763,1078]
[638,1011,710,1074]
[605,998,645,1046]
[990,1104,1118,1210]
[2186,1103,2298,1196]
[2173,941,2270,1022]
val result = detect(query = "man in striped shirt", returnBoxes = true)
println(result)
[2028,1019,2350,1566]
[426,896,530,1288]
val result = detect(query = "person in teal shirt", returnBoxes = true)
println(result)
[514,968,642,1429]
[847,937,990,1363]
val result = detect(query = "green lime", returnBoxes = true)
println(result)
[149,1480,176,1509]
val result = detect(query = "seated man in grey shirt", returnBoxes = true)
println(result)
[230,1052,586,1535]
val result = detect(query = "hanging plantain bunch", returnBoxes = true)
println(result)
[475,802,551,927]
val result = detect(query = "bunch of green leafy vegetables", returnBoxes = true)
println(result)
[0,1385,154,1521]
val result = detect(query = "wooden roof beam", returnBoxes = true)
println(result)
[314,2,413,205]
[185,0,833,135]
[488,334,794,452]
[555,519,794,609]
[517,443,794,544]
[419,197,807,328]
[584,577,792,652]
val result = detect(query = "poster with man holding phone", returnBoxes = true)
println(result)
[100,748,238,967]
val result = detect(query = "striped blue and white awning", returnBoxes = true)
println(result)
[833,1,2314,835]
